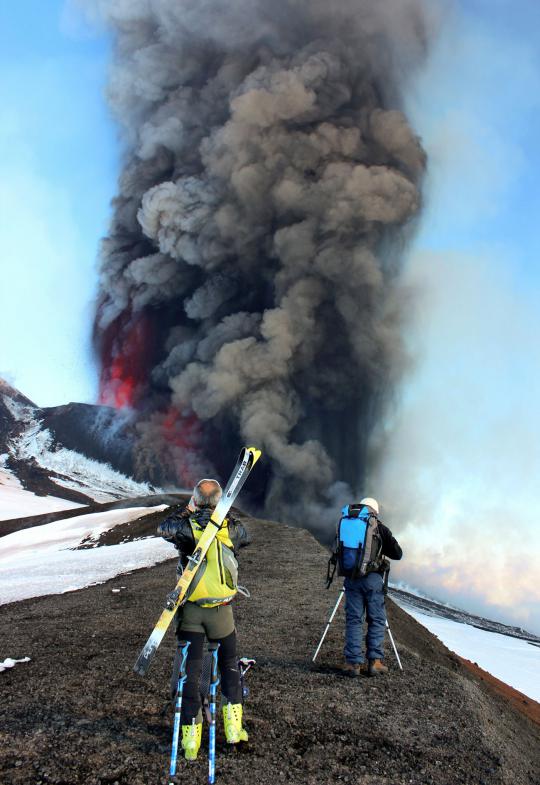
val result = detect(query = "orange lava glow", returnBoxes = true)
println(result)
[97,310,208,486]
[160,405,205,487]
[99,315,153,409]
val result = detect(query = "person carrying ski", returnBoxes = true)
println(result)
[330,496,402,677]
[157,478,250,760]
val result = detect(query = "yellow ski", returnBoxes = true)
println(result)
[134,446,261,676]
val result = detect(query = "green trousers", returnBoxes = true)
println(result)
[177,601,235,638]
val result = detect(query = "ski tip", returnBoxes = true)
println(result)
[246,446,262,465]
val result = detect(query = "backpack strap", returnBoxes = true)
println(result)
[362,515,384,574]
[382,559,391,594]
[326,551,338,588]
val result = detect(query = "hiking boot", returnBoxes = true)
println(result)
[343,661,362,677]
[223,703,248,744]
[368,659,388,676]
[182,722,202,760]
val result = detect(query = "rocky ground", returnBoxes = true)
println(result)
[1,512,539,785]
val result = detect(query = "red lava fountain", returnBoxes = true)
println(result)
[98,313,154,409]
[96,309,207,486]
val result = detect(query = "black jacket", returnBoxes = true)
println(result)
[157,505,250,571]
[377,522,403,561]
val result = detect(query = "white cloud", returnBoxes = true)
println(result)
[376,4,540,633]
[374,249,540,634]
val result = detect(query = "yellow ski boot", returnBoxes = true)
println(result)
[182,721,202,760]
[222,703,248,744]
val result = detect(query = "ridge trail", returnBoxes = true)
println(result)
[1,513,538,784]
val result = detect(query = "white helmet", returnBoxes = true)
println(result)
[360,497,379,514]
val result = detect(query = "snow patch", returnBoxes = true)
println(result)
[0,505,174,603]
[49,477,126,504]
[0,466,22,490]
[396,601,540,702]
[0,657,31,673]
[0,468,83,521]
[2,395,36,422]
[7,408,153,500]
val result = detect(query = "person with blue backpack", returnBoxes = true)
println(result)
[329,497,402,677]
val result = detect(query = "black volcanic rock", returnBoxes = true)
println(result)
[0,379,160,506]
[0,381,90,503]
[0,379,37,455]
[0,378,140,485]
[40,402,138,480]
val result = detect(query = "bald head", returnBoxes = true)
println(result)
[193,478,223,508]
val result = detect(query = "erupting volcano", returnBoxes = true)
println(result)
[98,312,155,409]
[96,308,209,488]
[92,0,429,530]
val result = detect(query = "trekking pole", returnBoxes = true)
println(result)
[208,642,220,785]
[312,588,345,662]
[385,620,403,671]
[381,563,403,671]
[169,640,190,784]
[239,657,256,699]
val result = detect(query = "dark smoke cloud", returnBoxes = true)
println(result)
[88,0,430,534]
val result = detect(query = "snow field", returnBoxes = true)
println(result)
[0,467,82,521]
[0,506,175,603]
[399,604,540,703]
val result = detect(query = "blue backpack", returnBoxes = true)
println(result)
[335,504,383,579]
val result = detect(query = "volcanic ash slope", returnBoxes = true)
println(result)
[0,514,539,785]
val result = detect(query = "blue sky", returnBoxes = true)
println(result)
[0,0,117,404]
[411,0,540,274]
[1,1,539,629]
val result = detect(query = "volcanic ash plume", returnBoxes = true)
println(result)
[90,0,429,532]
